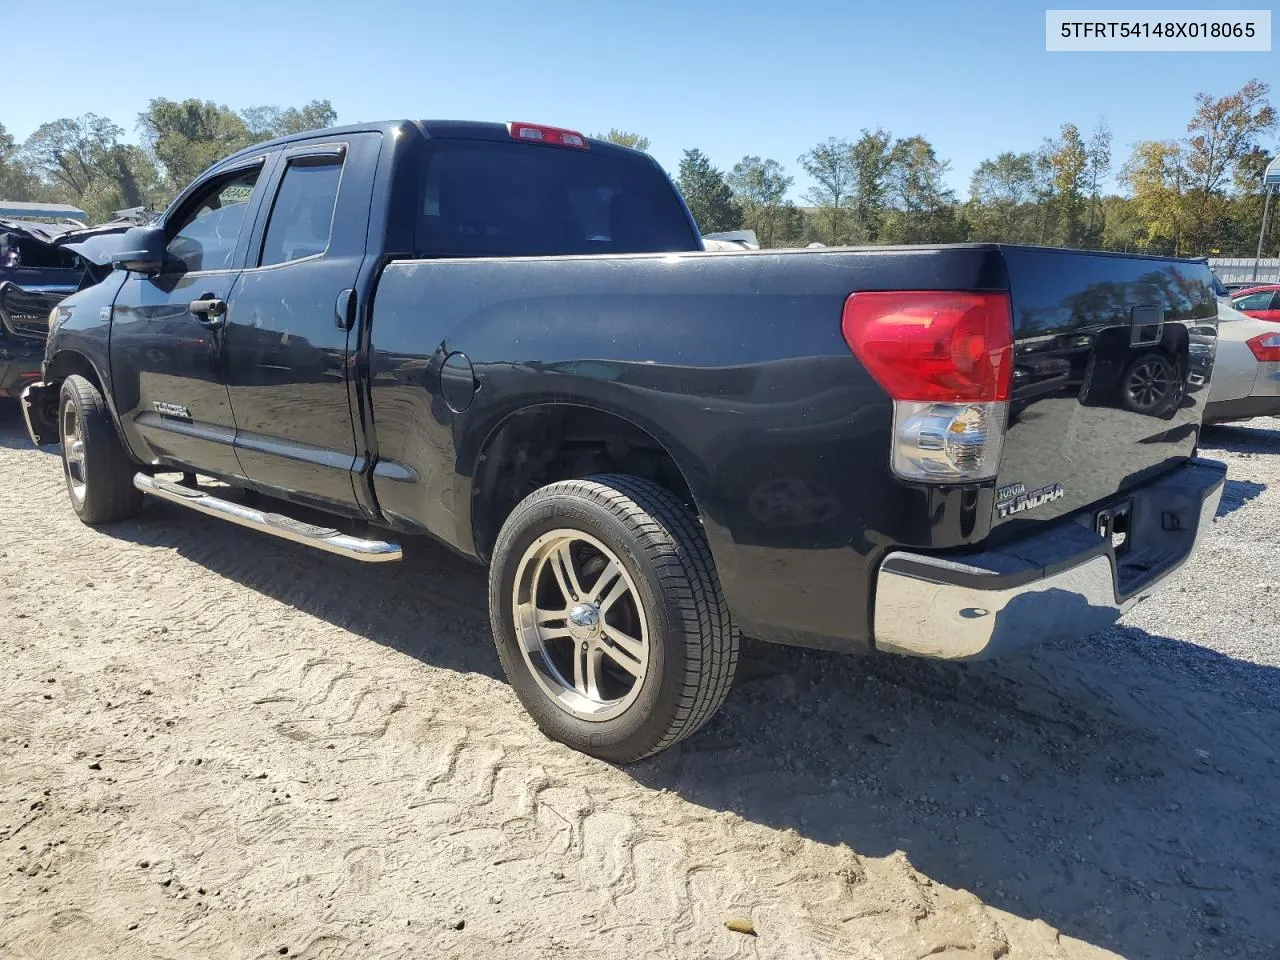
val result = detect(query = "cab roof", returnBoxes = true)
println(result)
[214,119,651,171]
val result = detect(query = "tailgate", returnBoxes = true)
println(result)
[991,246,1218,531]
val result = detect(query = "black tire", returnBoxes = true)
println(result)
[57,375,143,525]
[1120,351,1180,417]
[489,474,740,763]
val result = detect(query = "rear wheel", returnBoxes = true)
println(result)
[489,475,740,763]
[58,375,143,524]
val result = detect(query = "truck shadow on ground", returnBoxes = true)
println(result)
[642,631,1280,960]
[1218,477,1267,517]
[97,493,1280,960]
[1202,420,1280,454]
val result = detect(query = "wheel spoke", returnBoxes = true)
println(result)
[591,561,629,612]
[600,625,645,676]
[549,543,584,603]
[584,647,604,699]
[536,607,568,626]
[572,642,604,699]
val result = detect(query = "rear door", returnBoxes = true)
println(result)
[222,134,381,514]
[109,158,273,476]
[992,247,1218,533]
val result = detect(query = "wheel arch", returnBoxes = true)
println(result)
[43,349,137,460]
[467,401,717,564]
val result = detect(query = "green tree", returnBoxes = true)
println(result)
[727,155,793,247]
[1084,120,1112,247]
[19,114,124,197]
[883,135,960,243]
[17,114,161,220]
[849,129,896,241]
[138,99,254,188]
[676,149,741,233]
[1040,123,1089,247]
[0,122,40,201]
[1120,139,1189,255]
[798,138,855,244]
[593,129,651,152]
[241,100,338,139]
[1099,195,1147,252]
[966,151,1038,242]
[1183,79,1277,253]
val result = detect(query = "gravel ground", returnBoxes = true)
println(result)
[1,402,1278,960]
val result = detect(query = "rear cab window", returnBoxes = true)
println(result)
[417,139,698,258]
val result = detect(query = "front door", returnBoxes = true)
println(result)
[109,159,273,477]
[222,134,381,514]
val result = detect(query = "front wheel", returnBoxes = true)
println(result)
[57,375,143,524]
[489,475,740,763]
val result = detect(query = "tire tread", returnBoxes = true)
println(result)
[491,474,740,761]
[60,375,142,525]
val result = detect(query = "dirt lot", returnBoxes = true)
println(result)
[1,403,1278,960]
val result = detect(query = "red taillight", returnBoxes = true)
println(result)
[507,122,588,149]
[1247,331,1280,362]
[841,291,1013,402]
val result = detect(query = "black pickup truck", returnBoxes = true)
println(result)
[20,119,1226,762]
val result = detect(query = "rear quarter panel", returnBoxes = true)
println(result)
[366,246,1008,648]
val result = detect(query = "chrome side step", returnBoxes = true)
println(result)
[133,473,402,563]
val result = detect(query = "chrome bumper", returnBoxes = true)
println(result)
[872,458,1226,660]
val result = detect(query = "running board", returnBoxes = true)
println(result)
[133,473,402,563]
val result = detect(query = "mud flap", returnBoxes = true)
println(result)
[19,381,60,446]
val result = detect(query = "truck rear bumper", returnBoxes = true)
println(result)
[872,458,1226,660]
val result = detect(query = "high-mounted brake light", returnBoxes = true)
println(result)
[507,122,588,149]
[1247,331,1280,362]
[841,291,1014,483]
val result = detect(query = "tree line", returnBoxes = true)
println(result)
[664,78,1276,258]
[0,99,337,223]
[1,83,1275,259]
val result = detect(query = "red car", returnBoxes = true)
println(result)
[1231,284,1280,322]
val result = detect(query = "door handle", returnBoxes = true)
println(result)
[189,296,227,326]
[335,288,356,331]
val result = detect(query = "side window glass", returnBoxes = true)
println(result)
[1235,292,1274,311]
[259,158,343,267]
[166,168,262,273]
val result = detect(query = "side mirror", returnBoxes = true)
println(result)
[112,225,166,274]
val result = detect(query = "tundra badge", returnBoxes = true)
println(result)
[153,401,191,419]
[996,481,1065,519]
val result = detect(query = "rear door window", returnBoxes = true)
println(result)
[259,157,344,266]
[417,140,698,258]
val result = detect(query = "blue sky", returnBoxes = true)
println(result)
[3,0,1275,199]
